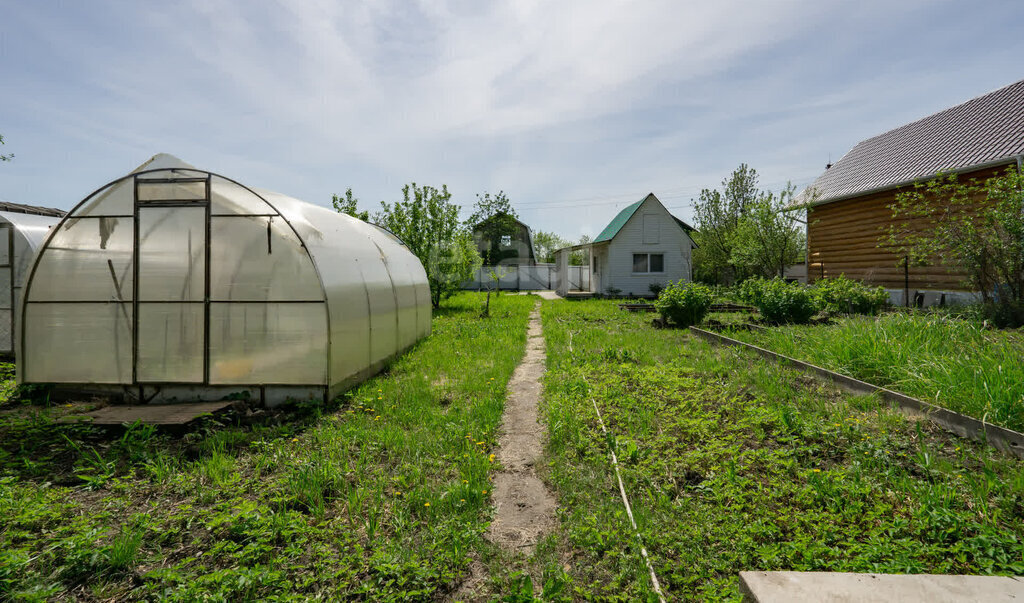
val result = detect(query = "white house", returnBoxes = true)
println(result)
[555,193,696,297]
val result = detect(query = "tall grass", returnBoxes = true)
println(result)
[729,313,1024,430]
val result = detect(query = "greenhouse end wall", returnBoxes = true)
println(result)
[0,211,62,355]
[17,154,431,405]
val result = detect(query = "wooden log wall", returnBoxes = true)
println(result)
[807,164,1013,291]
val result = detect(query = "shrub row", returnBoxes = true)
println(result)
[654,276,888,327]
[738,276,889,324]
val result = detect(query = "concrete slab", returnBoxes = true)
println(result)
[63,401,234,425]
[534,290,562,301]
[739,571,1023,603]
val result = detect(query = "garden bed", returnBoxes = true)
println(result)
[541,299,1024,600]
[716,313,1024,432]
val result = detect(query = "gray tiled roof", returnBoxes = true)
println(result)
[798,78,1024,206]
[0,201,65,217]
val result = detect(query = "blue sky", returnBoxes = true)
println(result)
[2,0,1023,241]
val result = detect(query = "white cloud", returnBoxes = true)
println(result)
[2,0,1022,238]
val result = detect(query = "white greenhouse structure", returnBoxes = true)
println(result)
[0,205,66,356]
[17,154,431,405]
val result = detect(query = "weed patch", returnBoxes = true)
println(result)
[541,299,1024,600]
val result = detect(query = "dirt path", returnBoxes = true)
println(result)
[487,302,556,552]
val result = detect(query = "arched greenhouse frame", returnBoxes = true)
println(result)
[17,154,431,405]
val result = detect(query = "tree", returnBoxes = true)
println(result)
[331,188,369,221]
[570,234,591,266]
[0,134,12,162]
[887,168,1024,324]
[730,183,805,278]
[532,230,567,264]
[692,164,803,284]
[466,191,519,265]
[375,183,482,308]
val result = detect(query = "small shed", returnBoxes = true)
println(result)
[17,154,431,405]
[0,204,66,355]
[471,213,538,266]
[797,78,1024,304]
[555,193,696,297]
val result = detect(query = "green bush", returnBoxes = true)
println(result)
[983,300,1024,329]
[739,278,818,324]
[654,281,713,327]
[813,275,889,315]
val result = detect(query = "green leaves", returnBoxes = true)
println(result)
[888,167,1024,316]
[376,183,482,308]
[654,281,713,327]
[692,164,804,284]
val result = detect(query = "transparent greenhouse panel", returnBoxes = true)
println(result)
[75,179,135,217]
[136,168,206,181]
[361,256,398,365]
[0,226,9,266]
[210,216,323,301]
[28,217,134,302]
[0,309,11,352]
[0,268,10,309]
[24,303,133,383]
[325,274,371,387]
[12,230,33,283]
[210,177,275,216]
[136,180,206,202]
[415,277,432,339]
[138,207,205,302]
[136,303,204,382]
[209,302,328,384]
[388,258,419,350]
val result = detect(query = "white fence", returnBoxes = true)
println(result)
[461,265,590,291]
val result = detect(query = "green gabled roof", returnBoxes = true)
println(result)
[594,199,644,242]
[593,194,696,243]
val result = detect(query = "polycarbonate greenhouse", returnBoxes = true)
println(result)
[17,154,431,405]
[0,208,64,355]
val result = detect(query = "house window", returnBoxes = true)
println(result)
[632,253,664,274]
[500,235,512,247]
[593,255,599,273]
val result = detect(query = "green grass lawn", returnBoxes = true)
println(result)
[717,313,1024,431]
[542,300,1024,601]
[0,292,534,601]
[4,295,1022,601]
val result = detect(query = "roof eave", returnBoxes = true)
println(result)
[798,155,1022,210]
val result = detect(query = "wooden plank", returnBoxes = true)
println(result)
[66,401,234,426]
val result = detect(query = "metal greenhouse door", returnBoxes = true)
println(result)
[133,176,209,383]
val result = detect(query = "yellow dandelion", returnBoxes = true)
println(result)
[395,491,402,496]
[488,454,495,462]
[375,416,381,421]
[424,502,430,507]
[463,454,469,458]
[460,498,465,502]
[812,468,821,473]
[482,490,488,494]
[291,437,299,442]
[64,403,73,408]
[476,441,484,445]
